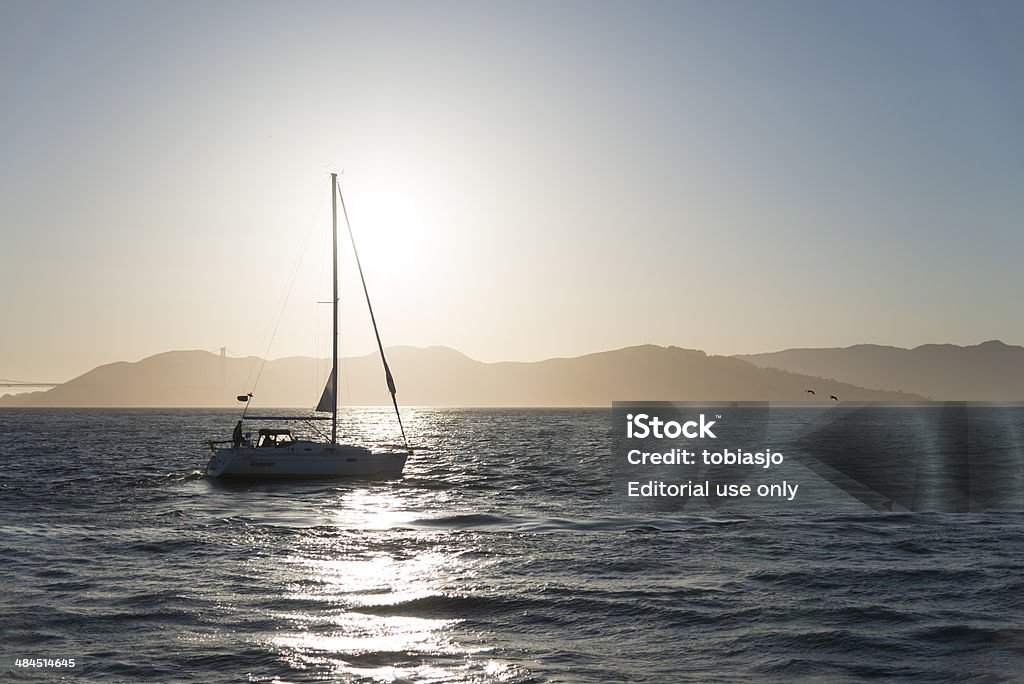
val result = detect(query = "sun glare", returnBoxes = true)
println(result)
[342,179,434,275]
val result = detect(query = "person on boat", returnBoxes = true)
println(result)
[232,420,244,448]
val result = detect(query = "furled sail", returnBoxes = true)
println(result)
[315,368,335,413]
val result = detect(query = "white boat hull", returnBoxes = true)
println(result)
[206,442,407,479]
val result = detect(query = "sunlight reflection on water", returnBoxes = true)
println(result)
[264,488,506,682]
[325,488,421,530]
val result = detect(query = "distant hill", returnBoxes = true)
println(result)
[0,345,915,408]
[739,340,1024,401]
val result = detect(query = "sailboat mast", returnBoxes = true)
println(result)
[330,172,339,446]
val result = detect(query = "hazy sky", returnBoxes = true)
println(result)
[2,0,1023,382]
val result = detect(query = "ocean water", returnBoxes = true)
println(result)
[2,408,1024,682]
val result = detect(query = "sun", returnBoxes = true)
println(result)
[336,177,434,275]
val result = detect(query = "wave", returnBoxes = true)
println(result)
[131,470,206,488]
[409,513,747,533]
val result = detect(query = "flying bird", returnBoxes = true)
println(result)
[804,389,816,396]
[830,394,839,402]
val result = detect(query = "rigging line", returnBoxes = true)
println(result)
[245,182,330,395]
[336,178,409,450]
[303,417,329,441]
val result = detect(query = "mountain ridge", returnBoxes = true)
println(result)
[739,340,1024,401]
[0,344,919,408]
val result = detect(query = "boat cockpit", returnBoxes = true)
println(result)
[257,429,295,448]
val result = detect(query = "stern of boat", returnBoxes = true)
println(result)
[206,448,237,477]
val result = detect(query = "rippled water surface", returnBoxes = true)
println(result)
[2,408,1024,682]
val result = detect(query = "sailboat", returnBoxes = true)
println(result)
[205,173,410,479]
